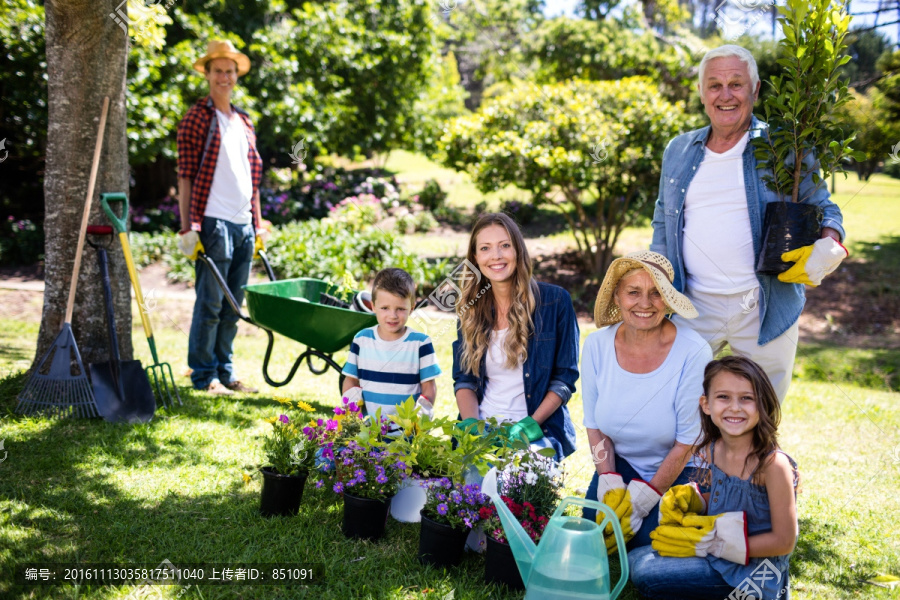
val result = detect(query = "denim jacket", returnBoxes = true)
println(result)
[452,282,580,459]
[650,115,845,345]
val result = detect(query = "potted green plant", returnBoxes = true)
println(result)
[259,398,317,517]
[384,397,457,522]
[480,449,565,589]
[752,0,863,274]
[418,478,490,568]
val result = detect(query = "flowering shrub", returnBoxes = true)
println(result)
[260,168,404,225]
[0,216,44,265]
[261,398,317,475]
[481,449,564,544]
[422,478,490,530]
[131,196,180,233]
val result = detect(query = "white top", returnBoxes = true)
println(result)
[581,322,711,481]
[479,328,528,422]
[205,109,253,225]
[682,132,757,294]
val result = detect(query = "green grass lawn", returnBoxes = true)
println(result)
[1,166,899,599]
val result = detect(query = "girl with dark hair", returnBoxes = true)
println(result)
[452,213,579,461]
[630,355,799,600]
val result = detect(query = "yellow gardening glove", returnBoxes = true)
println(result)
[778,237,848,286]
[657,483,707,526]
[595,473,628,528]
[651,511,749,565]
[178,230,204,261]
[254,234,265,259]
[600,478,661,554]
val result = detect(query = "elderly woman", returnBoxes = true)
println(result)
[582,251,712,551]
[650,44,847,403]
[453,213,579,462]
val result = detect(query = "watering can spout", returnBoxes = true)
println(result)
[482,467,536,582]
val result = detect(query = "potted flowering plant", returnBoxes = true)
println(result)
[259,398,317,517]
[480,449,564,589]
[309,407,406,540]
[418,478,490,568]
[302,395,366,473]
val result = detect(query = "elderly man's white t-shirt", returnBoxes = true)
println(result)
[682,132,756,294]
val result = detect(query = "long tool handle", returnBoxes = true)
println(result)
[118,232,153,340]
[65,96,110,326]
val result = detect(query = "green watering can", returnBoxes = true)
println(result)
[482,468,629,600]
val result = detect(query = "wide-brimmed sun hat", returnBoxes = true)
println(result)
[193,39,251,76]
[593,251,698,327]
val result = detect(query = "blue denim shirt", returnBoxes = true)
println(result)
[452,282,580,459]
[650,116,845,345]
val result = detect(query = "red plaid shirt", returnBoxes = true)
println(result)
[177,96,262,231]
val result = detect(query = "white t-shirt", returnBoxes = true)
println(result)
[581,322,711,481]
[682,132,757,294]
[204,109,253,225]
[479,328,528,422]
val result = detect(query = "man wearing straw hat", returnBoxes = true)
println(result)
[176,39,269,396]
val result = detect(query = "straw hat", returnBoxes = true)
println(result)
[593,251,698,327]
[193,39,251,76]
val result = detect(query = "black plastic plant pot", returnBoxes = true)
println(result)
[756,202,824,275]
[417,512,469,568]
[259,467,308,517]
[484,535,526,590]
[342,492,392,540]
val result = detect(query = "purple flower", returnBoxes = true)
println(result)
[278,414,289,424]
[333,482,344,494]
[334,407,345,416]
[376,474,388,484]
[437,503,448,516]
[315,480,323,489]
[348,402,358,412]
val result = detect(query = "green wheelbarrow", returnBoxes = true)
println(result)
[197,253,376,387]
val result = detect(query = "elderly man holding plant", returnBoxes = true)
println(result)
[650,44,847,403]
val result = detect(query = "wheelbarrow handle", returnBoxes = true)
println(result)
[258,249,276,282]
[197,252,253,323]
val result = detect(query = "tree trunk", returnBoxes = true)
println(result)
[35,0,131,366]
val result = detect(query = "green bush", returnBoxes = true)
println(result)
[130,230,193,284]
[500,198,537,226]
[266,218,452,296]
[412,179,447,211]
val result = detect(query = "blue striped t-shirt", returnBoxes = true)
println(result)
[342,326,441,419]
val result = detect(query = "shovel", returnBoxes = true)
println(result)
[101,192,182,408]
[87,226,156,423]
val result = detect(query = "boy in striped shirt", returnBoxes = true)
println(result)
[341,268,441,422]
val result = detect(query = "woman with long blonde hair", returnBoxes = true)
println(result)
[452,213,579,460]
